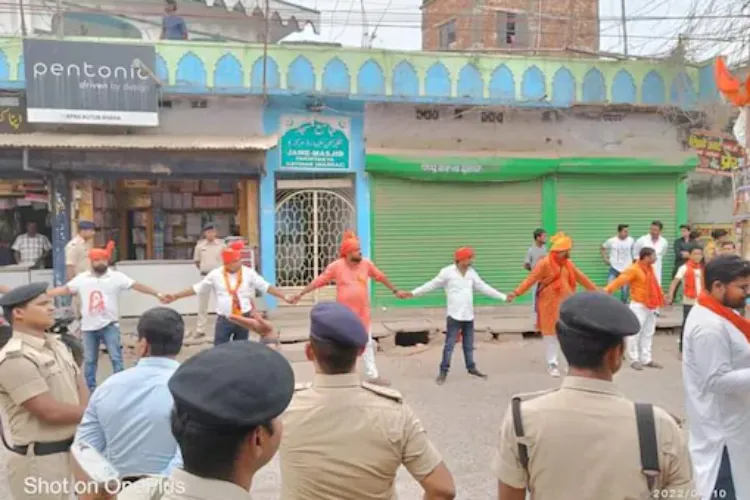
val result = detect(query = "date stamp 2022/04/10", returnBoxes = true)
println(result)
[653,488,729,499]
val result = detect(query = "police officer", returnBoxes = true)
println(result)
[118,340,295,500]
[279,302,456,500]
[0,283,88,500]
[495,291,693,500]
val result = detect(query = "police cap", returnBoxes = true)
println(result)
[168,341,294,428]
[0,282,49,310]
[77,220,95,230]
[203,223,216,232]
[310,302,368,348]
[557,291,640,338]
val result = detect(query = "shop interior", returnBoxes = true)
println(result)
[0,178,52,268]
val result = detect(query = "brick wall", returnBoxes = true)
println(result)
[422,0,599,52]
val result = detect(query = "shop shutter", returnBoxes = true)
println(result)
[371,176,542,308]
[556,174,678,290]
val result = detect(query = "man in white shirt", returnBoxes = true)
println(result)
[682,255,750,500]
[166,241,291,347]
[633,220,669,287]
[401,247,508,385]
[601,224,634,303]
[12,221,51,269]
[48,242,167,392]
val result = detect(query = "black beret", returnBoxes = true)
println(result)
[0,282,49,309]
[168,341,294,428]
[137,307,184,340]
[77,220,95,230]
[310,302,368,348]
[558,291,640,338]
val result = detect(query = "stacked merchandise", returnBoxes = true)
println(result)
[91,181,119,249]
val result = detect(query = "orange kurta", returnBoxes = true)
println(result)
[514,256,597,335]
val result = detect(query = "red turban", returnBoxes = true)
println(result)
[343,230,358,242]
[222,241,245,265]
[89,241,115,261]
[454,247,475,261]
[340,238,360,258]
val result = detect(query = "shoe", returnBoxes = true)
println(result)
[194,331,206,338]
[468,368,488,379]
[644,361,663,369]
[548,364,561,378]
[436,373,447,385]
[366,377,391,387]
[631,361,643,371]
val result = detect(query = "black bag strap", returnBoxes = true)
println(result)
[511,397,530,475]
[635,403,660,492]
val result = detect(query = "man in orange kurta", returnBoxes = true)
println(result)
[508,232,597,377]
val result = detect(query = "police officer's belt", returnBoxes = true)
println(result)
[0,420,74,456]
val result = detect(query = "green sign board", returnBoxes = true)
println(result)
[279,116,350,170]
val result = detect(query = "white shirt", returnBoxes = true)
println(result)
[674,264,702,305]
[11,233,51,265]
[682,304,750,500]
[67,270,135,332]
[193,265,270,317]
[602,236,634,272]
[410,264,506,321]
[633,234,668,285]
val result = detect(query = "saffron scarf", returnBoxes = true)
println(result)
[683,261,703,299]
[697,291,750,343]
[639,261,664,310]
[548,252,576,292]
[223,266,244,316]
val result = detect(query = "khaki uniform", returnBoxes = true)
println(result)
[0,332,82,500]
[193,239,226,335]
[118,468,253,500]
[495,377,693,499]
[280,373,443,500]
[65,235,92,318]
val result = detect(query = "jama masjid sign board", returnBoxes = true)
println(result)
[279,116,351,170]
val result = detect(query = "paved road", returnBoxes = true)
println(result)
[0,335,686,500]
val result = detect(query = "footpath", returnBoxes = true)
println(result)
[115,304,683,362]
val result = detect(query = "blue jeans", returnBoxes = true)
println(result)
[713,447,736,500]
[214,315,249,345]
[83,323,124,392]
[607,267,630,303]
[440,317,476,374]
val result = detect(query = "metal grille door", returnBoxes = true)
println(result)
[275,187,355,302]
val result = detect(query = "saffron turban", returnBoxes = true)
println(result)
[342,230,358,242]
[454,247,475,261]
[340,238,360,258]
[550,232,573,252]
[222,241,245,265]
[89,241,115,261]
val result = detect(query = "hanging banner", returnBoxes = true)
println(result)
[688,129,746,176]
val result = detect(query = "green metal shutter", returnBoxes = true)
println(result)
[556,175,678,290]
[371,176,542,308]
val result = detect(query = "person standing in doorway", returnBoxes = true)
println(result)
[605,247,665,370]
[682,255,750,500]
[673,224,693,279]
[167,241,289,347]
[601,224,634,303]
[403,247,508,385]
[507,232,597,377]
[291,231,406,387]
[633,221,669,287]
[161,0,188,40]
[48,242,168,392]
[12,221,51,269]
[667,244,703,358]
[523,229,547,331]
[192,223,225,338]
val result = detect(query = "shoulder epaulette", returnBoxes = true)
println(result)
[511,388,558,402]
[294,382,312,392]
[361,382,403,403]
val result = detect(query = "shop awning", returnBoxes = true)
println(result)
[366,152,698,182]
[0,133,278,151]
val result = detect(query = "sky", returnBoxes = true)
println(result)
[281,0,745,61]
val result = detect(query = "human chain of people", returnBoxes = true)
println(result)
[0,219,747,499]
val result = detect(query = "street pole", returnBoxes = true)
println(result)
[620,0,628,55]
[56,0,64,36]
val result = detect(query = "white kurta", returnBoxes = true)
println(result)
[632,234,668,285]
[682,304,750,499]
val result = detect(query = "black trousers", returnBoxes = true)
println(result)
[713,447,736,500]
[679,304,692,352]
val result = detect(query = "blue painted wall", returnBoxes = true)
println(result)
[261,96,368,309]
